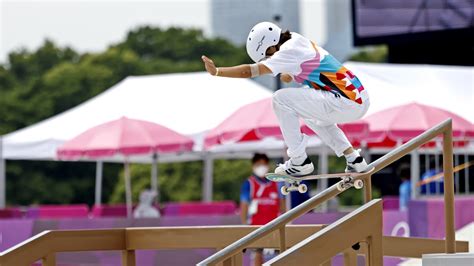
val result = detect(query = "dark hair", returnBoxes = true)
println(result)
[278,30,292,47]
[397,163,411,180]
[252,153,269,164]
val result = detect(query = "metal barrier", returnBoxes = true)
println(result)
[264,199,384,266]
[198,119,457,265]
[0,225,324,266]
[0,224,467,266]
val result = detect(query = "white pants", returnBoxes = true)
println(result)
[272,86,370,158]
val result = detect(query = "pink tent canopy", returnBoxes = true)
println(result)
[57,117,194,218]
[204,97,369,149]
[57,117,194,159]
[361,102,474,148]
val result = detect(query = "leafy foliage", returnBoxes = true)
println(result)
[349,46,388,63]
[1,26,248,206]
[109,159,253,204]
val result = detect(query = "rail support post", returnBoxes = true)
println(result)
[443,123,456,253]
[122,250,136,266]
[222,253,242,266]
[363,176,372,203]
[279,227,286,252]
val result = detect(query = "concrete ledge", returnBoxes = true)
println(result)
[422,253,474,266]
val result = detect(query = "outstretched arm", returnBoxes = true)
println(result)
[201,55,272,78]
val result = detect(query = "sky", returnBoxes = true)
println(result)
[0,0,336,63]
[0,0,210,63]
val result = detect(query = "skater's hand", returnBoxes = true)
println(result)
[201,55,217,76]
[280,73,293,83]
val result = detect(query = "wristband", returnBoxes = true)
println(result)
[250,64,260,77]
[215,68,220,76]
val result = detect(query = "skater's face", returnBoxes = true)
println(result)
[253,159,269,178]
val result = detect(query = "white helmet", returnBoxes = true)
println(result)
[246,22,282,63]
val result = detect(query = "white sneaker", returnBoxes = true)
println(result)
[275,157,314,176]
[345,156,369,173]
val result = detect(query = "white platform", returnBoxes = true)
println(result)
[422,252,474,266]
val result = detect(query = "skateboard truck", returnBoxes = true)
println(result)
[281,182,308,195]
[280,176,364,195]
[335,176,364,192]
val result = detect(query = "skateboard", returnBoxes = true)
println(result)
[265,167,375,195]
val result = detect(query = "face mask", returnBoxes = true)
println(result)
[253,165,269,177]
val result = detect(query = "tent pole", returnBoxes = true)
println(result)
[202,154,213,202]
[0,137,5,208]
[410,150,420,199]
[465,153,469,194]
[151,153,159,203]
[95,161,103,206]
[124,160,132,218]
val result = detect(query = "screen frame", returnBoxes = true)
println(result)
[351,0,474,46]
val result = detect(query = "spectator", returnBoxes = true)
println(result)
[240,153,286,265]
[421,157,444,195]
[133,190,160,218]
[398,164,411,211]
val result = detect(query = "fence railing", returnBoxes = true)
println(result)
[198,119,458,265]
[0,225,468,266]
[0,225,323,266]
[264,199,384,266]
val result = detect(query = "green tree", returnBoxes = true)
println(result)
[118,26,248,67]
[1,26,249,206]
[109,159,253,204]
[349,46,388,63]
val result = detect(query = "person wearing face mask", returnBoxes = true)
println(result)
[240,153,286,265]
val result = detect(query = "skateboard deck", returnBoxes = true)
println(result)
[266,167,375,195]
[265,167,375,182]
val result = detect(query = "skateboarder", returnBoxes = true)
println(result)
[202,21,370,176]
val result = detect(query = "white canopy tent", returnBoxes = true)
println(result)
[2,72,273,161]
[344,62,473,120]
[0,72,273,207]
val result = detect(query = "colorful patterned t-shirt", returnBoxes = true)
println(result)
[261,32,368,104]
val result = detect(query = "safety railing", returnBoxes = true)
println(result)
[198,119,458,265]
[0,225,325,266]
[264,199,384,266]
[0,224,467,265]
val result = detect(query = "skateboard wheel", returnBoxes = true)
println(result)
[298,184,308,193]
[336,182,345,191]
[281,186,290,195]
[354,180,364,189]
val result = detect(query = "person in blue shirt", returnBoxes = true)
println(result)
[420,158,444,195]
[398,164,411,211]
